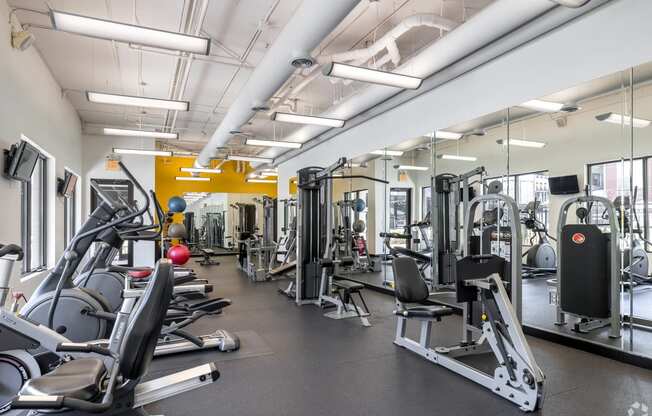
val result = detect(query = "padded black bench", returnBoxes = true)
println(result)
[199,248,220,266]
[332,278,369,318]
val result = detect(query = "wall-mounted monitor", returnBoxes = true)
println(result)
[3,140,40,182]
[548,175,580,195]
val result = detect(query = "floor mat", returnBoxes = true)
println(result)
[146,330,274,377]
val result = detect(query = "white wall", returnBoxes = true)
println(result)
[0,1,82,291]
[81,135,156,267]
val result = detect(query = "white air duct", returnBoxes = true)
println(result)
[195,0,361,167]
[253,0,568,166]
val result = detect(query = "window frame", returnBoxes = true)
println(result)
[21,154,48,274]
[63,170,79,248]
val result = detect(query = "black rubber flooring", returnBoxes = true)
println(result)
[143,257,652,416]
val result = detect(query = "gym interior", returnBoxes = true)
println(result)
[1,0,652,415]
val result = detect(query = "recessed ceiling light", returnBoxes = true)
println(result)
[271,112,345,128]
[322,62,423,89]
[180,167,222,174]
[433,130,463,140]
[50,10,210,55]
[496,139,546,148]
[175,176,210,182]
[113,148,171,156]
[437,154,477,161]
[247,178,277,184]
[595,112,651,128]
[87,91,189,111]
[227,155,273,164]
[371,149,403,156]
[103,128,178,140]
[245,138,302,149]
[520,99,564,113]
[397,165,429,171]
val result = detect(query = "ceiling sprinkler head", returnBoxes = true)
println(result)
[469,128,487,137]
[229,129,242,135]
[291,56,314,68]
[251,105,270,112]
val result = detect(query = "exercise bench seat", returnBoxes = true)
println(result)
[332,279,365,292]
[394,305,454,319]
[19,358,106,401]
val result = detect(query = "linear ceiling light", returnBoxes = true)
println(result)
[434,130,463,140]
[437,154,477,162]
[103,127,178,140]
[595,112,651,128]
[175,176,210,182]
[113,148,171,157]
[245,138,302,149]
[322,62,423,89]
[496,139,546,148]
[227,155,273,164]
[87,91,189,111]
[180,167,222,174]
[247,179,277,184]
[50,10,210,55]
[371,149,404,156]
[271,112,345,128]
[397,165,429,171]
[260,172,278,177]
[520,99,564,113]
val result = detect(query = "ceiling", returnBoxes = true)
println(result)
[8,0,493,158]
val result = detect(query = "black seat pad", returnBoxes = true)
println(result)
[394,305,454,319]
[393,247,431,263]
[19,358,106,401]
[332,279,364,291]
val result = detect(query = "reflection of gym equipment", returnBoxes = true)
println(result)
[286,157,388,326]
[240,197,278,282]
[270,199,297,279]
[611,190,651,285]
[520,200,557,278]
[333,199,379,275]
[554,195,622,337]
[434,167,485,289]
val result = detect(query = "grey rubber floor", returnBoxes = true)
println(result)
[144,257,652,416]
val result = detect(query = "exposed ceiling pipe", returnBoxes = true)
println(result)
[269,13,458,113]
[253,0,575,167]
[195,0,361,167]
[168,0,210,134]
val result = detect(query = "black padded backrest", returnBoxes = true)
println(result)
[392,257,429,303]
[119,260,174,380]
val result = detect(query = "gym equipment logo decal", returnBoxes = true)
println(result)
[571,233,586,245]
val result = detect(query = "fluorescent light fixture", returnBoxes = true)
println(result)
[595,112,651,128]
[261,172,278,177]
[175,176,210,182]
[113,148,171,157]
[87,91,189,111]
[180,167,222,174]
[496,139,546,148]
[437,154,477,162]
[271,112,345,128]
[434,130,463,140]
[322,62,422,89]
[227,155,273,164]
[245,138,302,149]
[371,149,404,156]
[50,10,210,55]
[520,99,564,113]
[397,165,429,171]
[247,179,277,184]
[103,127,178,140]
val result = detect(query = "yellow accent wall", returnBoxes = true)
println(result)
[155,157,277,216]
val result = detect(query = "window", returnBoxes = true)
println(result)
[344,189,369,242]
[421,186,432,219]
[63,170,78,248]
[588,158,646,249]
[21,155,48,273]
[389,188,412,249]
[90,179,134,266]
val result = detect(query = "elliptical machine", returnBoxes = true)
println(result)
[521,200,557,278]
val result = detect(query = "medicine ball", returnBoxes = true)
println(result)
[167,244,191,265]
[352,219,366,233]
[168,196,187,213]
